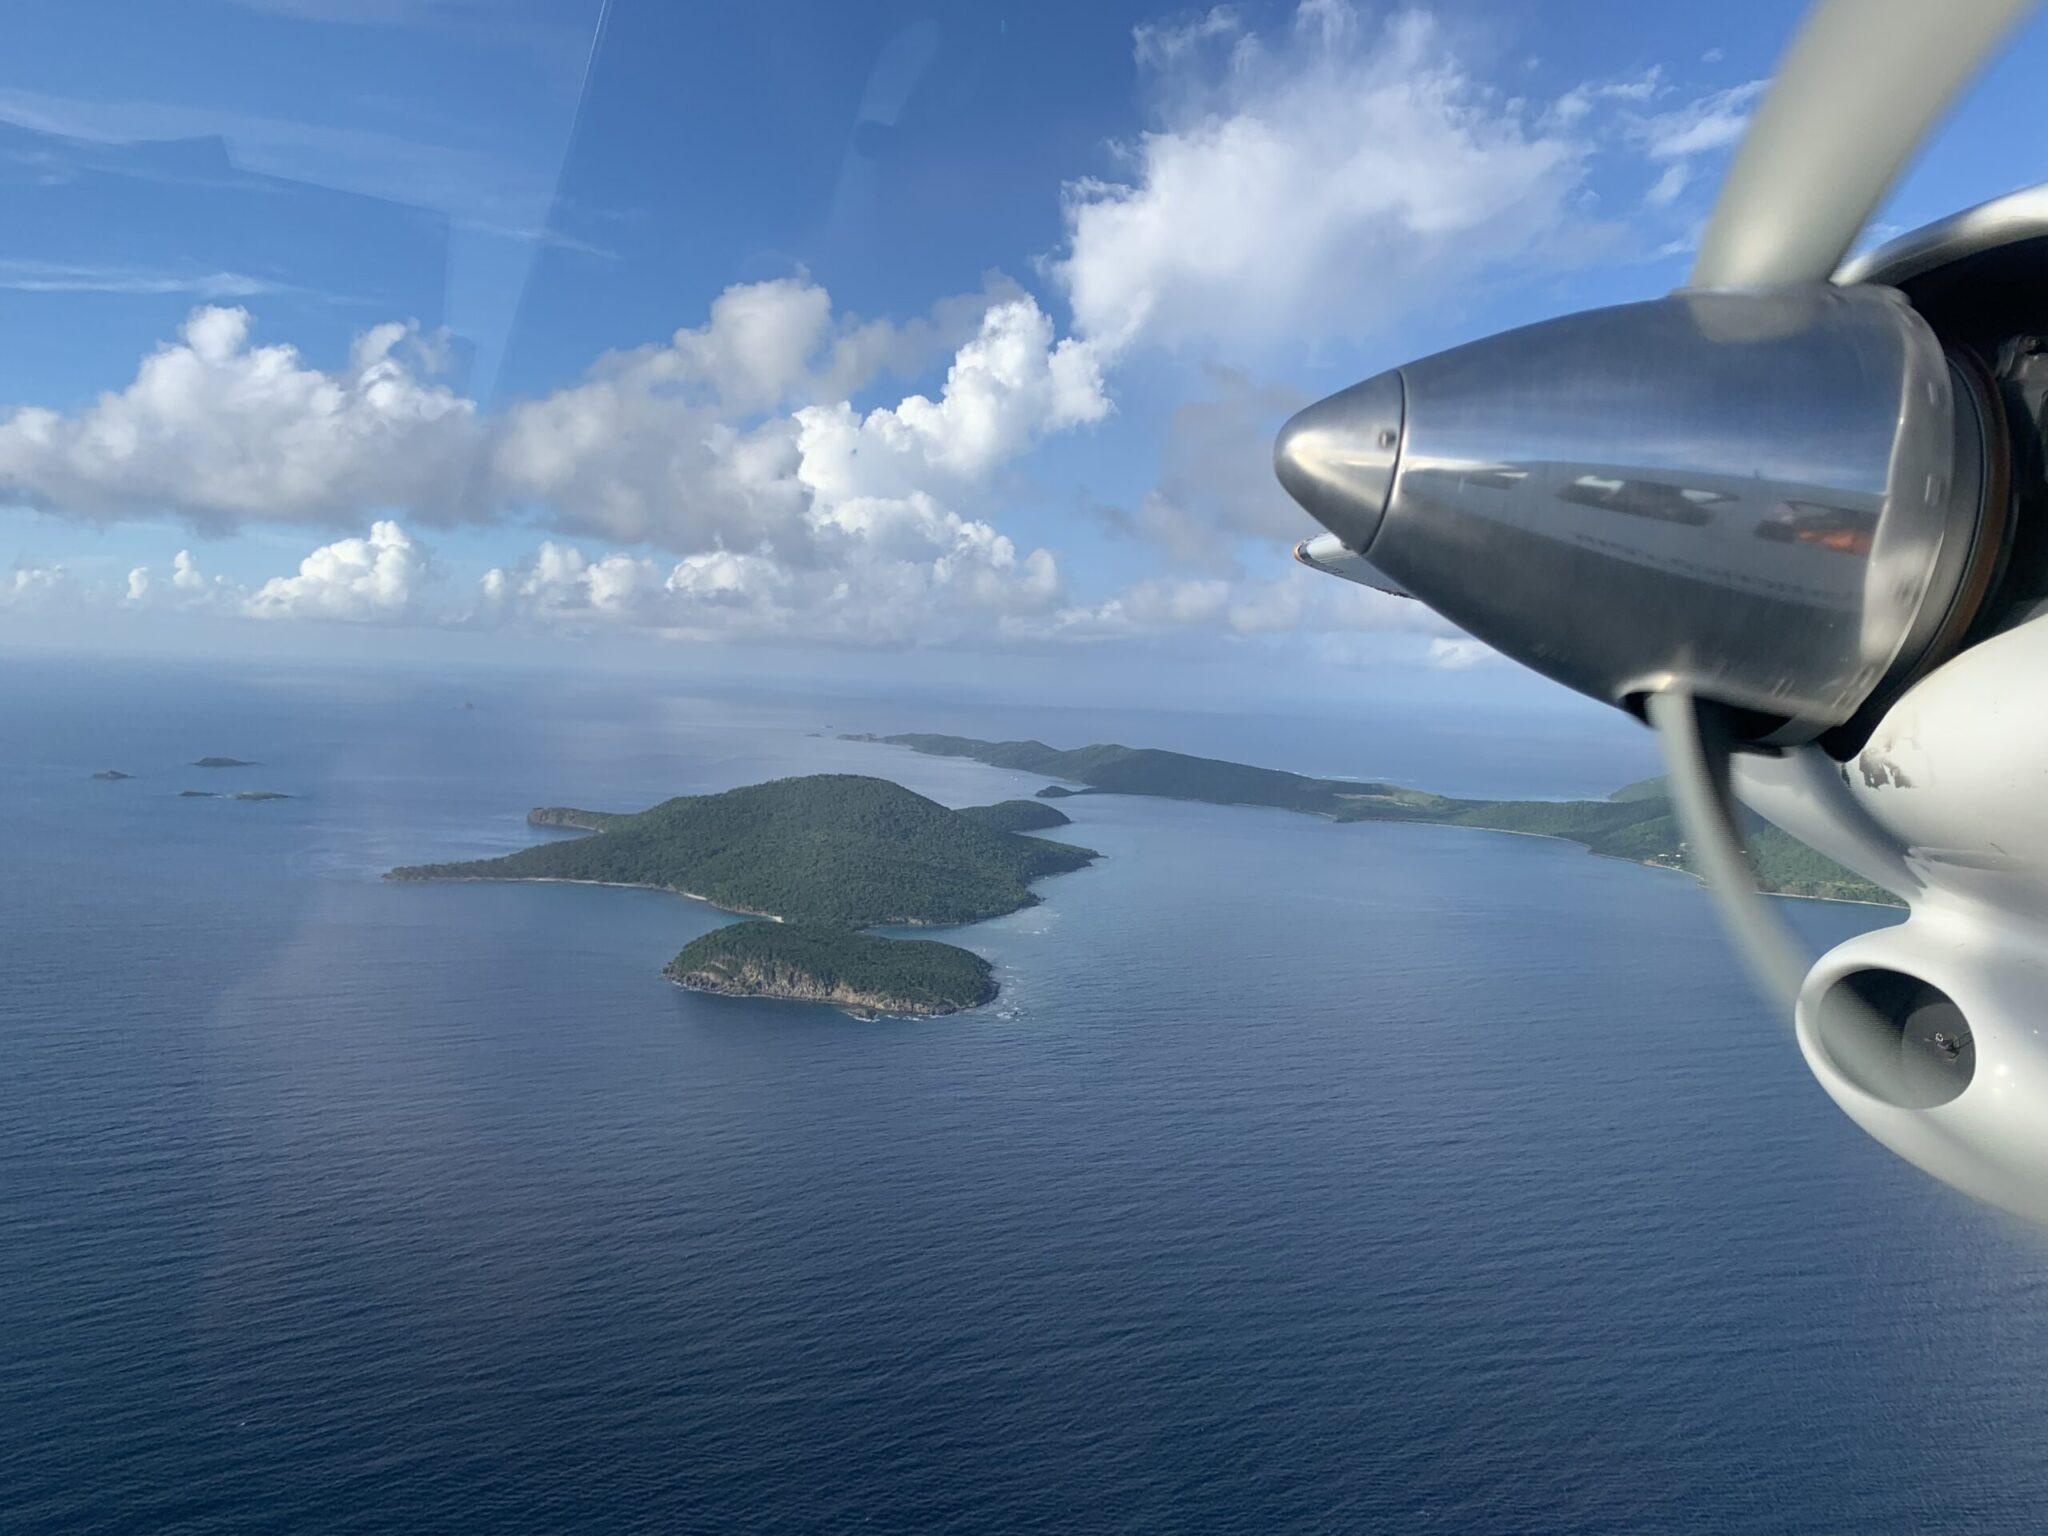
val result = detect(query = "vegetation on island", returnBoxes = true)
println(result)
[178,790,217,798]
[395,776,1103,1016]
[1036,784,1081,799]
[234,791,294,802]
[192,756,258,768]
[392,775,1095,926]
[957,799,1074,834]
[666,921,996,1017]
[528,807,621,832]
[853,733,1897,908]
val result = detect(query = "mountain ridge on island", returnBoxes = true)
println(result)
[394,774,1095,926]
[847,733,1895,907]
[391,775,1100,1016]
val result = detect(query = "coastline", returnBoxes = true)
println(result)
[382,871,1054,927]
[383,872,787,923]
[665,971,979,1019]
[1365,815,1904,909]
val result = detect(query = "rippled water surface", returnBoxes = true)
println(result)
[5,657,2047,1533]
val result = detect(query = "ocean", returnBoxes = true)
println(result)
[5,654,2048,1533]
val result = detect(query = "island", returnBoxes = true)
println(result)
[178,789,217,798]
[1035,784,1081,799]
[957,799,1074,834]
[192,756,258,768]
[91,769,132,781]
[392,774,1100,1016]
[233,790,294,802]
[665,922,996,1017]
[395,775,1095,924]
[848,733,1896,907]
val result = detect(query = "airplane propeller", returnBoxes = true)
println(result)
[1276,0,2048,1223]
[1691,0,2033,289]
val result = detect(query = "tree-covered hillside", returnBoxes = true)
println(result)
[957,799,1074,834]
[666,921,995,1016]
[390,774,1098,925]
[857,734,1896,907]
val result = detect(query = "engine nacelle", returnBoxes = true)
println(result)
[1276,184,2048,1223]
[1737,607,2048,1224]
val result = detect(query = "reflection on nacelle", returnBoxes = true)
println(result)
[1755,501,1879,555]
[1399,457,1884,615]
[1556,473,1728,527]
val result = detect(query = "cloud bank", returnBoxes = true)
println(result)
[0,0,1753,673]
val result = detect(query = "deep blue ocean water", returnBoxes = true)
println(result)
[6,655,2048,1533]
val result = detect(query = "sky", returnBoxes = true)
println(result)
[5,0,2048,718]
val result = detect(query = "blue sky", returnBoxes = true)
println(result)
[4,0,2048,716]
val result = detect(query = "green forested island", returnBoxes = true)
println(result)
[392,775,1099,1016]
[851,733,1895,907]
[192,756,258,768]
[392,775,1095,925]
[956,799,1074,834]
[665,921,996,1017]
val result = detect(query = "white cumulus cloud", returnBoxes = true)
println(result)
[245,519,430,622]
[0,308,480,530]
[489,280,1103,567]
[478,490,1063,647]
[3,562,71,608]
[795,298,1109,506]
[1053,2,1596,351]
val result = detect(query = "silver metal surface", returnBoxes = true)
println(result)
[1271,370,1403,552]
[1835,182,2048,288]
[1690,0,2032,288]
[1291,532,1408,597]
[1276,285,1983,737]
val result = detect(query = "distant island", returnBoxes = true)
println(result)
[848,734,1896,908]
[957,799,1075,834]
[91,769,132,781]
[392,775,1099,1016]
[179,789,216,798]
[192,756,258,768]
[1035,785,1080,800]
[666,922,996,1017]
[234,790,293,802]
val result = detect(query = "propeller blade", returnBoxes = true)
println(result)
[1691,0,2033,290]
